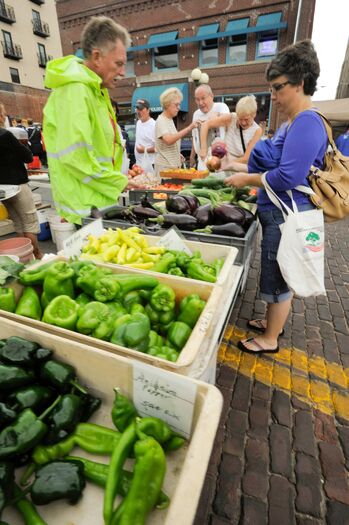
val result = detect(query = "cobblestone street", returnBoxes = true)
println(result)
[194,217,349,525]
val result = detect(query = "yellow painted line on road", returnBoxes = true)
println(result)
[219,325,349,421]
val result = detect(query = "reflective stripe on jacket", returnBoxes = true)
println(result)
[43,55,127,224]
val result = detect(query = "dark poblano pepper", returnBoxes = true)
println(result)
[8,385,54,414]
[0,461,15,517]
[0,408,48,460]
[39,359,86,394]
[0,364,35,392]
[0,402,17,426]
[44,394,83,444]
[0,336,39,367]
[30,460,85,505]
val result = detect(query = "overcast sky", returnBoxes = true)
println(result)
[311,0,348,101]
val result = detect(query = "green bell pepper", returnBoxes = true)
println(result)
[177,294,206,328]
[110,313,150,352]
[167,321,192,350]
[15,286,42,320]
[75,292,90,308]
[106,301,127,319]
[148,330,163,349]
[30,460,85,505]
[76,265,120,302]
[168,266,185,277]
[41,261,75,308]
[145,303,175,334]
[147,345,179,362]
[42,295,79,331]
[76,302,115,340]
[0,287,16,313]
[122,290,144,311]
[150,284,176,312]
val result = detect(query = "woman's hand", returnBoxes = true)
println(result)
[199,148,207,160]
[224,172,250,188]
[136,145,145,153]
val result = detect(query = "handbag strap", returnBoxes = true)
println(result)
[239,125,246,153]
[261,173,294,216]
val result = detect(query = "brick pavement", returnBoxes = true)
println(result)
[194,217,349,525]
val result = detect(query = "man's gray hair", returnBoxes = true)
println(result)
[194,84,213,97]
[81,16,131,58]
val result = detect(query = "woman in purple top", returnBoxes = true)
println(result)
[223,40,328,354]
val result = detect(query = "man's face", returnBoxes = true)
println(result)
[93,39,126,89]
[136,107,150,122]
[195,88,214,114]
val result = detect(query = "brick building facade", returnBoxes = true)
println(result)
[56,0,316,131]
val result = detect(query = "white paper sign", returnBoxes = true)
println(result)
[155,227,192,255]
[132,360,197,439]
[63,218,104,257]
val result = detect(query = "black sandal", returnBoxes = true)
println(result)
[247,319,284,337]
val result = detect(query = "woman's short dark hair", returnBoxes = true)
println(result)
[266,40,320,96]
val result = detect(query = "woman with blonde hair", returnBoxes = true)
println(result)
[199,94,263,164]
[154,87,198,177]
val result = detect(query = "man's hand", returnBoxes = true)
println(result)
[136,145,145,153]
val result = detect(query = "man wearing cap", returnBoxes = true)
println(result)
[135,99,156,170]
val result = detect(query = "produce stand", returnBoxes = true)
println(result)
[1,317,223,525]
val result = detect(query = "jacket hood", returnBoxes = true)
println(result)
[45,55,101,90]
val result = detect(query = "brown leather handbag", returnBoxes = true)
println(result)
[308,111,349,222]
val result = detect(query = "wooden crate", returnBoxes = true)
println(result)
[3,256,223,377]
[160,169,209,180]
[1,318,223,525]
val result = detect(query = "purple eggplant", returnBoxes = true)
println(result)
[131,206,161,219]
[196,222,246,237]
[213,204,246,225]
[241,208,256,230]
[181,194,200,214]
[194,204,213,226]
[140,194,159,211]
[166,195,191,214]
[150,213,198,230]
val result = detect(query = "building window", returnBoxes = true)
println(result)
[125,52,134,77]
[2,29,13,52]
[256,30,278,59]
[9,66,20,83]
[227,34,247,64]
[148,31,178,71]
[198,23,219,67]
[153,44,178,70]
[32,9,40,24]
[37,42,47,66]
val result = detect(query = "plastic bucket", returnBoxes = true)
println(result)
[47,213,62,244]
[0,237,34,263]
[49,221,76,252]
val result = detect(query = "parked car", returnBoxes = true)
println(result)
[125,124,192,168]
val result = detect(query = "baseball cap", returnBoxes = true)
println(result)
[136,99,150,110]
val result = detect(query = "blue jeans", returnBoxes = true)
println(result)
[257,204,315,303]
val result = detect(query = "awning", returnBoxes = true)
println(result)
[128,14,286,52]
[148,31,178,47]
[256,12,282,28]
[225,18,249,33]
[312,99,349,125]
[131,83,189,113]
[197,23,219,39]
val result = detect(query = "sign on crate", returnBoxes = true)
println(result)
[133,361,197,439]
[156,227,192,255]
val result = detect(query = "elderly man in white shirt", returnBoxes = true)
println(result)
[190,84,230,170]
[134,98,156,170]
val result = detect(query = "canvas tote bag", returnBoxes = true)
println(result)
[262,173,326,297]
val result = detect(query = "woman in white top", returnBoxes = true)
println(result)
[199,95,263,164]
[155,87,198,178]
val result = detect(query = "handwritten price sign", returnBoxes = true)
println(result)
[132,361,197,439]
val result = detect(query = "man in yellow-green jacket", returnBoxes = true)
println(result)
[43,16,130,224]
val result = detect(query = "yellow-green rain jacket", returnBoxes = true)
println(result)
[43,55,127,224]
